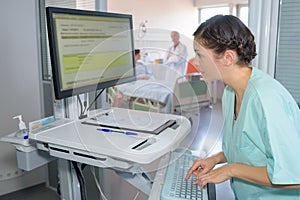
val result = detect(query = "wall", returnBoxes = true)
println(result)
[0,0,47,195]
[108,0,197,39]
[108,0,198,61]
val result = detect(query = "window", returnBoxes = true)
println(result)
[198,4,248,25]
[237,4,249,26]
[199,6,230,23]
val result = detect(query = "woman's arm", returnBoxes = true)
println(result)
[231,164,300,189]
[198,163,300,189]
[209,152,227,164]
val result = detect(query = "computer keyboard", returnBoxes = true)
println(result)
[160,150,215,200]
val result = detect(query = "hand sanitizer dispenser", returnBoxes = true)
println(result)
[13,115,28,139]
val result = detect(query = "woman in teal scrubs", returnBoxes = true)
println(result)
[185,15,300,199]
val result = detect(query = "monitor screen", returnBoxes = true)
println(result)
[46,7,136,99]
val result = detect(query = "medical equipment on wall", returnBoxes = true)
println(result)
[138,20,147,38]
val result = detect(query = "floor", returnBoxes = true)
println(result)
[0,102,235,200]
[0,183,60,200]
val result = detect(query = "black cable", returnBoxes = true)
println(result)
[86,89,105,111]
[72,161,88,200]
[77,89,105,119]
[81,163,87,171]
[77,95,87,119]
[83,100,88,114]
[77,95,84,115]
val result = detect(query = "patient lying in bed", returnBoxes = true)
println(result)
[112,49,154,107]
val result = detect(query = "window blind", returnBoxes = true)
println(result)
[275,0,300,105]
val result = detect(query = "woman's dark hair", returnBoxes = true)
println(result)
[193,15,257,65]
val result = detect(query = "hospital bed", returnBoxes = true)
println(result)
[109,64,179,113]
[172,73,212,116]
[109,65,213,117]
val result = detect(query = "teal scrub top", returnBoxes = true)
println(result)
[222,67,300,200]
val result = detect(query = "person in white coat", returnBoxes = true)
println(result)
[164,31,188,76]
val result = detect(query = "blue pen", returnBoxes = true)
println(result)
[97,128,138,136]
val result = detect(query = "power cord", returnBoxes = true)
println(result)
[133,191,140,200]
[72,161,88,200]
[77,95,87,119]
[86,89,105,111]
[90,166,141,200]
[77,89,106,119]
[90,166,108,200]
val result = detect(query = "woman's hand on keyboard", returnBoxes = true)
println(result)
[196,164,233,188]
[185,157,217,183]
[185,152,227,187]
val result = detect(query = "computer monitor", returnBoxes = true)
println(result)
[46,7,136,99]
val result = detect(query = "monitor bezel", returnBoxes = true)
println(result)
[46,6,136,99]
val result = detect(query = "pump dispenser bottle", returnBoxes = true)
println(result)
[13,115,28,139]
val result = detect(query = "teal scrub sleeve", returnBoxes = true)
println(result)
[261,93,300,184]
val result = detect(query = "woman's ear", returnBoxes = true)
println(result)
[223,50,237,66]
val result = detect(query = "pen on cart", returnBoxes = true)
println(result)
[97,128,138,136]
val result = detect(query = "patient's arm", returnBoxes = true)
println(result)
[138,75,150,80]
